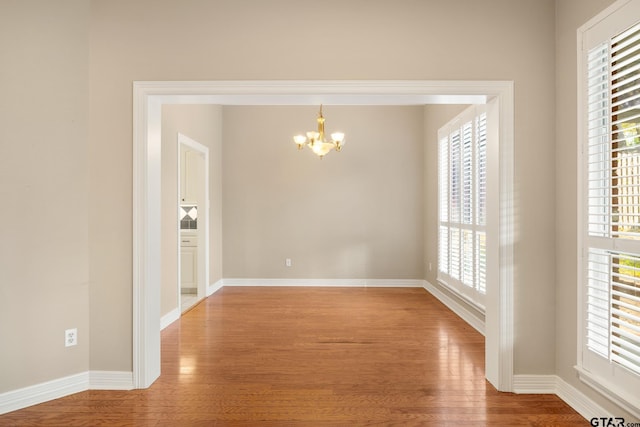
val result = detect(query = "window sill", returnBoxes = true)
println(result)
[575,365,640,419]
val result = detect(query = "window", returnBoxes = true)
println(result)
[438,105,487,310]
[579,0,640,414]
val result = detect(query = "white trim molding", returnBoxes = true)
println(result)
[490,89,515,393]
[162,280,223,331]
[160,307,180,331]
[0,372,89,415]
[223,278,425,287]
[513,375,614,422]
[555,377,615,423]
[0,371,135,415]
[512,374,558,394]
[133,80,515,393]
[423,280,485,335]
[89,371,134,391]
[207,279,224,296]
[576,366,640,420]
[133,85,162,389]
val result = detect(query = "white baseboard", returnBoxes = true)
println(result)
[222,278,425,287]
[207,279,224,296]
[512,374,558,394]
[575,366,640,420]
[513,374,612,421]
[0,370,135,415]
[162,280,224,330]
[89,371,134,391]
[0,372,89,415]
[160,307,180,331]
[556,376,613,422]
[422,280,485,335]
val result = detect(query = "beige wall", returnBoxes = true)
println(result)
[0,1,90,392]
[160,105,223,318]
[222,106,424,279]
[3,0,633,417]
[88,0,559,375]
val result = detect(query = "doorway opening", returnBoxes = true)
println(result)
[133,80,514,392]
[177,133,209,313]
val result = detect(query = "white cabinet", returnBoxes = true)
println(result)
[180,234,197,294]
[180,150,202,203]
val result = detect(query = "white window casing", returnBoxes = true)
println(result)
[578,0,640,417]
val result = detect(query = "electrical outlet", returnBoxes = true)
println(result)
[285,258,292,267]
[429,262,432,272]
[65,328,77,347]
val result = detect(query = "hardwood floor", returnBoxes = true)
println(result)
[0,287,587,426]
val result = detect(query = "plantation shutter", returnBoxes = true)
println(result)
[475,114,487,295]
[450,130,461,280]
[439,135,449,276]
[581,9,640,406]
[438,106,487,310]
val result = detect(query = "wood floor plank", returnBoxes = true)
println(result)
[0,287,588,426]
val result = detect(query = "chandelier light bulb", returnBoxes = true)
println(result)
[293,134,307,149]
[331,132,345,143]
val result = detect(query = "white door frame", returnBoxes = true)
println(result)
[177,133,209,312]
[132,80,514,391]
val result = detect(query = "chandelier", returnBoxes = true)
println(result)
[293,105,345,158]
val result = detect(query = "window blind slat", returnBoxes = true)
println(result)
[612,305,640,324]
